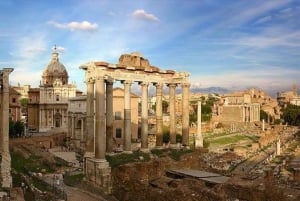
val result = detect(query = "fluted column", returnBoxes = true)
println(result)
[141,82,149,149]
[106,80,114,153]
[95,77,106,159]
[86,79,95,154]
[181,83,190,146]
[0,68,13,188]
[155,83,163,147]
[123,80,132,151]
[169,83,177,145]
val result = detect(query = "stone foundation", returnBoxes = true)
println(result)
[85,157,112,194]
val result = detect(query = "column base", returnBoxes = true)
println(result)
[140,148,150,153]
[1,153,12,188]
[195,135,204,148]
[85,157,112,194]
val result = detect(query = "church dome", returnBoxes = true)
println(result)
[42,47,69,86]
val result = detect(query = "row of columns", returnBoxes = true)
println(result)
[242,104,260,122]
[85,77,190,160]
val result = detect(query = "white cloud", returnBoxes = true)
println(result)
[10,34,47,59]
[48,20,98,31]
[254,15,272,24]
[131,9,159,22]
[52,45,66,53]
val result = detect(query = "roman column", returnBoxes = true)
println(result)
[155,83,163,147]
[169,83,176,145]
[123,80,132,151]
[95,76,106,159]
[86,79,95,155]
[71,114,75,139]
[181,83,190,146]
[80,118,85,150]
[141,82,149,150]
[106,80,114,153]
[0,68,13,188]
[195,101,203,148]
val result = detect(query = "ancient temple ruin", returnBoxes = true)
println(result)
[0,68,13,188]
[80,52,190,192]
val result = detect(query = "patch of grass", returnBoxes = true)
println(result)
[106,151,150,168]
[287,141,298,152]
[209,135,253,145]
[150,149,169,157]
[151,148,193,161]
[169,149,193,161]
[11,151,54,174]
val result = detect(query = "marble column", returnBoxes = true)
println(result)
[71,115,75,139]
[95,77,106,160]
[155,83,163,147]
[181,83,190,146]
[123,80,132,151]
[106,80,114,153]
[276,139,281,156]
[86,79,95,155]
[141,82,149,149]
[195,101,203,148]
[0,68,13,188]
[169,83,176,145]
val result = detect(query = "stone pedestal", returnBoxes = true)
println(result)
[85,158,112,194]
[0,153,12,188]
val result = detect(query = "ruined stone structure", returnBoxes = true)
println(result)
[278,85,300,107]
[27,48,80,132]
[80,52,190,193]
[0,68,13,188]
[9,87,21,122]
[218,92,260,123]
[67,88,139,152]
[68,96,87,151]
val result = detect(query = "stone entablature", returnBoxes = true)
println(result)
[81,58,189,85]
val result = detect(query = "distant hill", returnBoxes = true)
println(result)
[190,86,231,95]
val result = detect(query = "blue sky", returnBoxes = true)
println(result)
[1,0,300,95]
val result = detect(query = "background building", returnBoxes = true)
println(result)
[27,48,80,132]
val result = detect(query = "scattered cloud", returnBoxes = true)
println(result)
[10,34,47,59]
[254,15,272,24]
[52,45,66,53]
[131,9,159,22]
[48,20,98,31]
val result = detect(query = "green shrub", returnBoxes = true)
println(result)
[106,151,150,168]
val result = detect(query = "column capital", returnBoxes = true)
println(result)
[105,78,114,85]
[154,82,164,88]
[96,76,105,81]
[181,83,191,88]
[167,83,177,88]
[87,77,95,84]
[139,81,149,86]
[122,80,132,85]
